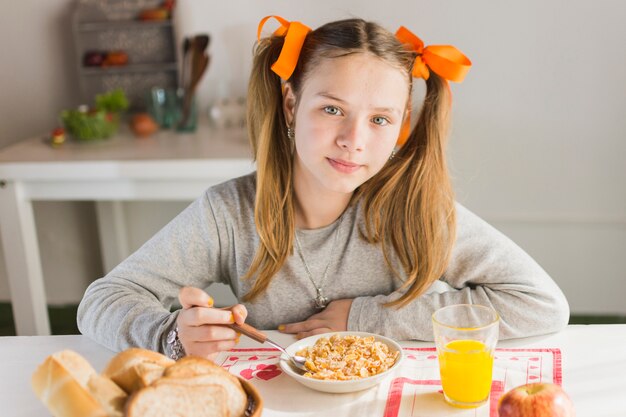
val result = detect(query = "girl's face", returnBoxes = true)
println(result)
[284,53,409,196]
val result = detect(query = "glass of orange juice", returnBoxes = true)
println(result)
[432,304,499,408]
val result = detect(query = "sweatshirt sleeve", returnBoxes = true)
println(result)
[347,203,570,341]
[77,192,224,353]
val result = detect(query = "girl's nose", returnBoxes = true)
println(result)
[336,118,365,152]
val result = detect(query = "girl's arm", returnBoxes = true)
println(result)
[347,203,570,340]
[77,192,226,352]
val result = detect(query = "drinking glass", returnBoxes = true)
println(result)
[432,304,499,408]
[147,87,197,131]
[147,87,174,128]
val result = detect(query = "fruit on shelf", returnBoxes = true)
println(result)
[84,51,105,67]
[84,51,129,68]
[102,51,129,67]
[162,0,175,12]
[138,7,169,21]
[498,383,575,417]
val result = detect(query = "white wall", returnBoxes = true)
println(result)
[0,0,624,313]
[0,0,103,303]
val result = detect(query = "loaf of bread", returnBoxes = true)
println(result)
[32,348,257,417]
[31,350,127,417]
[102,347,175,394]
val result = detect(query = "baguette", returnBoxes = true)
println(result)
[31,350,127,417]
[87,374,128,417]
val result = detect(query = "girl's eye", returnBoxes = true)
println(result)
[372,116,389,126]
[323,106,342,116]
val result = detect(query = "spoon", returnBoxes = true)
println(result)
[226,322,308,373]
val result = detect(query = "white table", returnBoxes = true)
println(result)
[0,125,253,335]
[1,325,624,416]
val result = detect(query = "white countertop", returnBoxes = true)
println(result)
[0,124,254,185]
[0,125,255,336]
[2,325,625,416]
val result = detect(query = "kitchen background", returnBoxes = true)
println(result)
[0,0,625,330]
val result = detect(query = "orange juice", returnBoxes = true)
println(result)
[438,339,493,406]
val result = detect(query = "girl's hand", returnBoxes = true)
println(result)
[176,286,247,360]
[278,299,353,339]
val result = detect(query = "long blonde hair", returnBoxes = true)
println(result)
[243,19,456,307]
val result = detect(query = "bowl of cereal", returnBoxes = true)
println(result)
[279,331,404,393]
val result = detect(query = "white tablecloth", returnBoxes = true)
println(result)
[2,325,624,416]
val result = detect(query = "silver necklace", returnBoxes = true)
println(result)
[294,216,344,309]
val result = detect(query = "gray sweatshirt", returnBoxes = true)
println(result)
[77,173,569,353]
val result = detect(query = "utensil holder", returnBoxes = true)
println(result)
[147,87,197,132]
[175,88,198,132]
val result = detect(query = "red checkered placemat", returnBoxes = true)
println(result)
[217,347,562,417]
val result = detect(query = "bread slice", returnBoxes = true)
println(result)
[163,355,232,378]
[31,350,127,417]
[125,382,228,417]
[102,348,174,394]
[162,356,247,417]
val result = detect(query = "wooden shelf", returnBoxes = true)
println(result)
[77,19,172,31]
[72,1,179,109]
[80,62,177,76]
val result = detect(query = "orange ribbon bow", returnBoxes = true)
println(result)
[394,27,471,146]
[257,15,312,80]
[395,26,471,82]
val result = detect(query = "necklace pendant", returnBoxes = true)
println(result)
[314,289,329,309]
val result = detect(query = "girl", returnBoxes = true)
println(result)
[78,16,569,360]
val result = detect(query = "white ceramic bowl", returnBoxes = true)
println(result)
[279,331,404,393]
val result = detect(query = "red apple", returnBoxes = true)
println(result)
[130,113,158,138]
[498,383,575,417]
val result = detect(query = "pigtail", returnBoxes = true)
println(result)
[242,37,296,301]
[358,73,456,308]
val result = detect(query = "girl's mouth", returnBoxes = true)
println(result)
[327,158,362,174]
